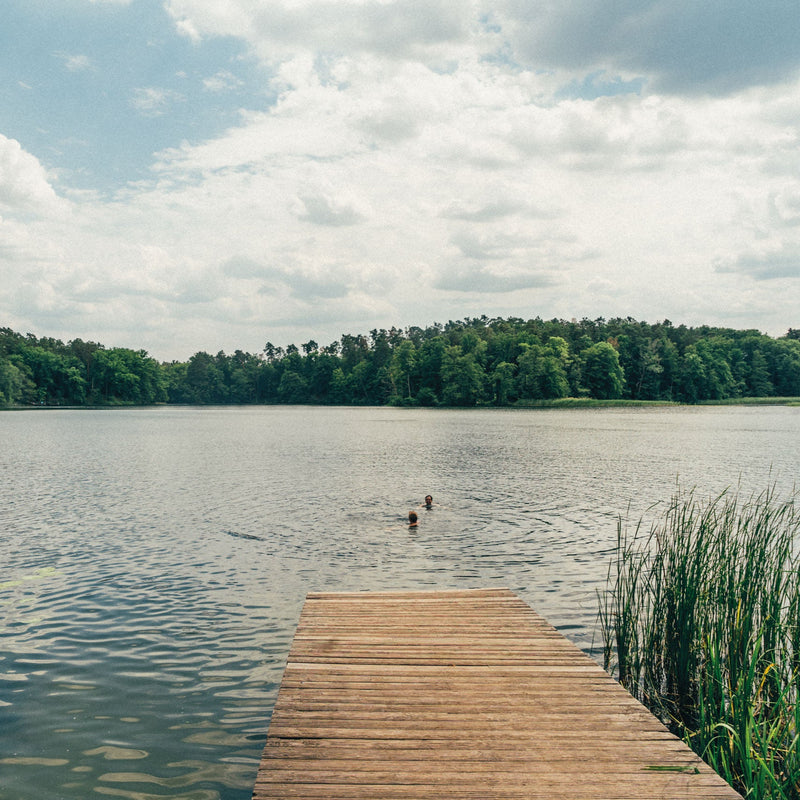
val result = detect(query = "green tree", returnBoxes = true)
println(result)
[224,350,262,403]
[162,361,190,403]
[390,340,417,401]
[340,333,369,371]
[263,341,284,363]
[490,361,516,405]
[328,367,350,404]
[516,343,546,399]
[138,351,167,403]
[541,337,571,398]
[65,365,88,403]
[516,338,570,400]
[770,339,800,396]
[485,329,521,370]
[441,345,485,406]
[690,339,737,399]
[739,337,774,397]
[679,350,706,403]
[184,351,227,404]
[616,324,666,400]
[277,370,309,403]
[417,338,445,402]
[22,347,63,402]
[347,360,371,404]
[0,359,31,405]
[92,349,141,403]
[369,329,392,371]
[581,341,625,399]
[308,352,339,401]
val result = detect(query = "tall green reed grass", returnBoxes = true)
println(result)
[599,485,800,799]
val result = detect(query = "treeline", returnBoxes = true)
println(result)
[2,317,800,407]
[0,330,167,406]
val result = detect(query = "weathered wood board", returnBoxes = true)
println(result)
[252,588,742,799]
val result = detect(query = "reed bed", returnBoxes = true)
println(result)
[599,485,800,799]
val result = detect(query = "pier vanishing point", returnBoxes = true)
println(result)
[252,588,742,799]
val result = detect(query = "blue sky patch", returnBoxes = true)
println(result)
[556,71,646,101]
[0,0,273,195]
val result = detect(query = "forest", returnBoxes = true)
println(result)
[2,317,800,407]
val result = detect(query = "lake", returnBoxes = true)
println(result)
[1,405,799,799]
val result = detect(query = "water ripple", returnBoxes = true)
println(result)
[2,405,798,799]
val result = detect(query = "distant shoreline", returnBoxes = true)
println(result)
[3,397,800,411]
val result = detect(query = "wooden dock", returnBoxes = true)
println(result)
[252,588,742,799]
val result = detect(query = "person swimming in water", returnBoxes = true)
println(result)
[408,511,418,527]
[424,495,433,509]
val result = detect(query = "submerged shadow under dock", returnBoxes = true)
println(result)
[252,588,742,799]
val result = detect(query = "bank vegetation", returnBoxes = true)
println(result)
[600,486,800,799]
[2,316,800,407]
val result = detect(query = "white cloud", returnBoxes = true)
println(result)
[13,65,800,350]
[55,52,93,72]
[498,0,800,96]
[0,136,63,214]
[442,197,530,223]
[435,259,557,294]
[297,192,366,226]
[716,243,800,281]
[771,189,800,228]
[203,70,244,92]
[4,1,800,358]
[166,0,476,64]
[131,87,184,116]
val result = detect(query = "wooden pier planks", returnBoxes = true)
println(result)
[252,588,742,799]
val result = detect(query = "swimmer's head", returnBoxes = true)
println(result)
[424,495,433,507]
[408,511,418,526]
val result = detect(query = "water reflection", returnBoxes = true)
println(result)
[1,405,798,799]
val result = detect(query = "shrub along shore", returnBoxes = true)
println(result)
[600,485,800,800]
[2,316,800,407]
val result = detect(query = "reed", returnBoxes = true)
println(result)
[599,485,800,799]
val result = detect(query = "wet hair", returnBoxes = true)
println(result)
[408,511,418,524]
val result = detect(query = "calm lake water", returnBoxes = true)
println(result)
[2,405,799,799]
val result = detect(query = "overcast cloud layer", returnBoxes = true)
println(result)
[1,0,799,359]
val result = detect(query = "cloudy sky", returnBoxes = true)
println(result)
[2,0,800,360]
